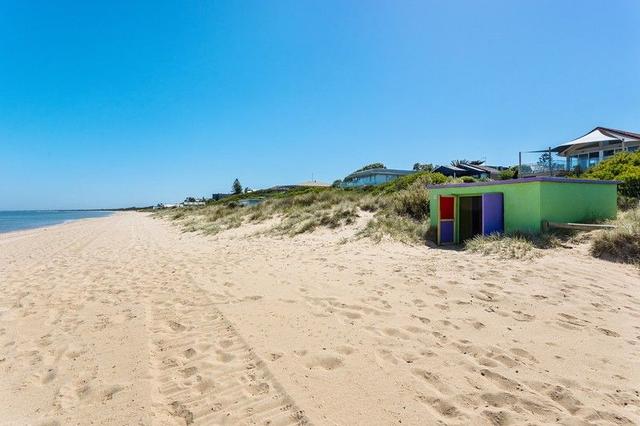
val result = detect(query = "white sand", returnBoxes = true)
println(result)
[1,212,638,425]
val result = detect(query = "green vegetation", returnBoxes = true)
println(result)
[232,178,243,195]
[353,162,386,173]
[582,151,640,198]
[157,171,453,244]
[412,162,434,172]
[590,206,640,265]
[464,230,568,260]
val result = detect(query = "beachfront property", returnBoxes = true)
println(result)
[270,180,332,191]
[521,127,640,176]
[434,163,505,179]
[428,177,618,245]
[341,168,414,188]
[556,127,640,171]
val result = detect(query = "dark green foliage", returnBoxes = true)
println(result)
[618,195,639,211]
[232,178,243,195]
[413,163,434,172]
[354,162,386,173]
[461,176,476,183]
[332,179,342,188]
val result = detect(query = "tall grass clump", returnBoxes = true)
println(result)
[590,207,640,265]
[465,233,538,260]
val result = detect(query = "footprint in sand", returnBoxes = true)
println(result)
[305,354,343,371]
[168,321,186,332]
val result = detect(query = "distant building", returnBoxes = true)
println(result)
[211,193,231,201]
[183,197,206,207]
[270,180,331,191]
[434,163,504,179]
[520,127,640,177]
[341,168,414,188]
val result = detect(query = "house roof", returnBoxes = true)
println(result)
[427,176,620,189]
[552,127,640,153]
[343,168,414,180]
[434,165,466,172]
[296,180,331,187]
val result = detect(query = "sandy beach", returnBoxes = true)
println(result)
[1,212,638,425]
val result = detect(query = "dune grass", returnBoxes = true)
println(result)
[590,206,640,265]
[156,172,443,243]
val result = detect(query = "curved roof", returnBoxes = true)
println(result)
[343,168,413,181]
[553,127,640,153]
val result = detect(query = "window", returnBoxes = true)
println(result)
[588,152,599,167]
[628,145,639,152]
[603,149,615,158]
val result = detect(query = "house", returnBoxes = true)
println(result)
[341,168,414,188]
[270,180,331,191]
[434,163,505,179]
[183,197,206,207]
[552,127,640,172]
[428,177,618,244]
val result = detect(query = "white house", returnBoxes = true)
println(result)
[552,127,640,171]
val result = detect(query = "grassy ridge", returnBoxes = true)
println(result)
[157,172,449,242]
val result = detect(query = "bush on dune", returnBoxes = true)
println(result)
[156,172,453,243]
[590,207,640,265]
[583,151,640,199]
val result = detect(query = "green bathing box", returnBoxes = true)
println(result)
[427,177,619,245]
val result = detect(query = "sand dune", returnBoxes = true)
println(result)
[0,212,638,425]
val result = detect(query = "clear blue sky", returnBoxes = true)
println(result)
[1,1,639,209]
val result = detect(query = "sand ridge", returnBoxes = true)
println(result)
[0,212,638,425]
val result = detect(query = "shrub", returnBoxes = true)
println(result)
[465,233,537,259]
[618,195,639,211]
[499,168,516,180]
[461,176,476,183]
[582,152,640,198]
[590,207,640,264]
[390,187,430,221]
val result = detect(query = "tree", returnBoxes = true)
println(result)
[413,163,434,172]
[232,178,242,195]
[450,159,484,167]
[537,152,552,167]
[354,162,385,173]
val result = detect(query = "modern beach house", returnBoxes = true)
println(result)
[522,127,640,176]
[341,168,414,188]
[555,127,640,171]
[428,178,618,245]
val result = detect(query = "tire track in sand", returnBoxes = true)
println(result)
[147,249,309,425]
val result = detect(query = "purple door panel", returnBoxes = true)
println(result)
[482,193,504,235]
[440,221,454,243]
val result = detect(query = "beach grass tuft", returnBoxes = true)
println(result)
[590,207,640,265]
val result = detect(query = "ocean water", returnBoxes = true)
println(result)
[0,210,112,234]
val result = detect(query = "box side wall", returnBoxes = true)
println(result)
[539,182,618,223]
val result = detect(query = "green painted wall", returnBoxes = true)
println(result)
[429,180,617,241]
[539,182,617,224]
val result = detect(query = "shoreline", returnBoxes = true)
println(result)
[1,212,638,424]
[0,211,116,239]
